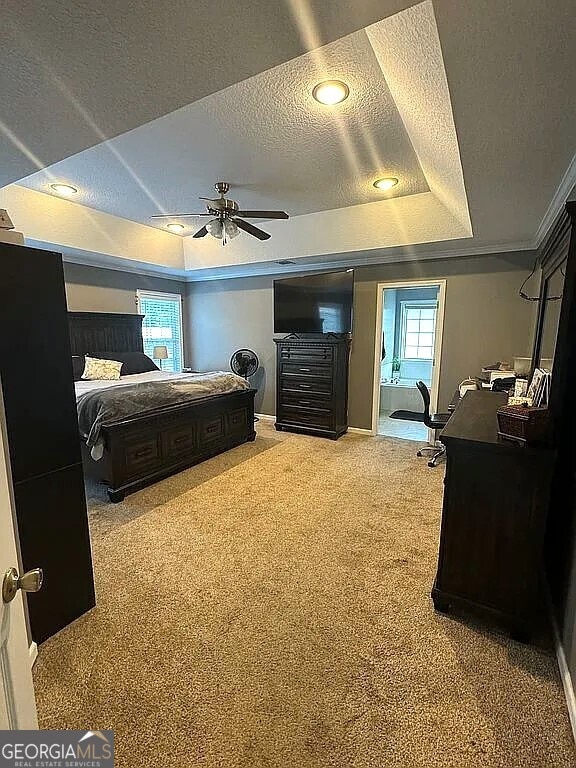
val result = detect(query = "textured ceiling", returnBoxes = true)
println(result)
[0,0,420,187]
[17,29,429,225]
[1,0,576,278]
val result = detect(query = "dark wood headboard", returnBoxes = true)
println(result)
[68,312,145,356]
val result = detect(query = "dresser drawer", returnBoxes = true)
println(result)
[280,378,332,396]
[162,424,196,459]
[123,434,161,476]
[280,392,333,408]
[199,415,225,443]
[280,361,332,378]
[226,407,250,435]
[278,404,334,428]
[278,345,333,362]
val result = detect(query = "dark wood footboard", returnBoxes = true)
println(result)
[81,388,256,502]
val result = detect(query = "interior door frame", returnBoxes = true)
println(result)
[371,279,447,440]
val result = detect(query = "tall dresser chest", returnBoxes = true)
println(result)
[274,337,350,439]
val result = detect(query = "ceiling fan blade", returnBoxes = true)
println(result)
[236,210,289,219]
[192,225,209,238]
[151,212,211,219]
[233,218,271,240]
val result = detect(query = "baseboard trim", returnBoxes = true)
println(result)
[256,416,374,437]
[544,578,576,747]
[348,427,375,436]
[29,641,38,668]
[553,620,576,745]
[255,413,275,423]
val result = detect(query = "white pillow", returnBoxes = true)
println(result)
[81,356,123,381]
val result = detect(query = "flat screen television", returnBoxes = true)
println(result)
[274,270,354,334]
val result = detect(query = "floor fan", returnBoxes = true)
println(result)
[230,349,260,422]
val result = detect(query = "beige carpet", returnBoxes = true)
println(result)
[33,422,575,767]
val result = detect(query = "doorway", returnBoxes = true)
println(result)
[372,280,446,441]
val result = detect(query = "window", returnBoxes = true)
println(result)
[137,290,183,373]
[400,301,436,360]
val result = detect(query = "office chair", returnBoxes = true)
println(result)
[415,381,451,467]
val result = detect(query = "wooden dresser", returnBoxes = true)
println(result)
[274,337,350,439]
[432,390,555,641]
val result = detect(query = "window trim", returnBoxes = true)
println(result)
[136,289,184,371]
[399,300,437,362]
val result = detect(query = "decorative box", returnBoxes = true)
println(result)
[496,404,550,446]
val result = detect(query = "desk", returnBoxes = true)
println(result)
[448,389,460,412]
[432,390,555,640]
[447,385,495,413]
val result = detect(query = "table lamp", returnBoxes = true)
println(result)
[153,345,168,370]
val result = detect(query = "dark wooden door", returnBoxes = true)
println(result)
[0,245,81,482]
[14,463,95,643]
[0,242,95,642]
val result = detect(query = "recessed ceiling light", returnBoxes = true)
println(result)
[166,223,185,233]
[373,177,399,191]
[312,80,350,106]
[50,183,78,197]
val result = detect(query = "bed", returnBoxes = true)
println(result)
[68,311,256,502]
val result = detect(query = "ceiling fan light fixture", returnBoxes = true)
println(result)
[225,219,240,239]
[152,181,288,244]
[50,183,78,197]
[373,177,399,191]
[206,218,223,238]
[312,80,349,106]
[206,218,240,243]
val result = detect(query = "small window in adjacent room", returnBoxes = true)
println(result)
[137,290,183,373]
[400,301,437,360]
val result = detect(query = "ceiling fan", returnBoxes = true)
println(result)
[151,182,289,245]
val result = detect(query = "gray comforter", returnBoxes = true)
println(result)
[77,372,250,459]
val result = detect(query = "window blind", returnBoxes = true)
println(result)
[137,291,183,373]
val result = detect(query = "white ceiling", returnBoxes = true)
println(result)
[0,0,420,187]
[1,0,575,278]
[17,29,429,223]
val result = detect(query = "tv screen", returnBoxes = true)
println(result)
[274,271,354,334]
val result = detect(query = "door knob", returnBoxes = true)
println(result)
[2,567,43,604]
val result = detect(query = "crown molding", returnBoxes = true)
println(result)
[54,236,537,283]
[30,149,576,284]
[26,239,189,282]
[181,238,536,282]
[533,151,576,249]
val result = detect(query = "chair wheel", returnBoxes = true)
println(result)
[417,450,423,457]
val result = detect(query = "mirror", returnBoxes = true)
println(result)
[538,260,565,371]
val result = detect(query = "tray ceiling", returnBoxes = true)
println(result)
[1,0,575,279]
[17,29,430,224]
